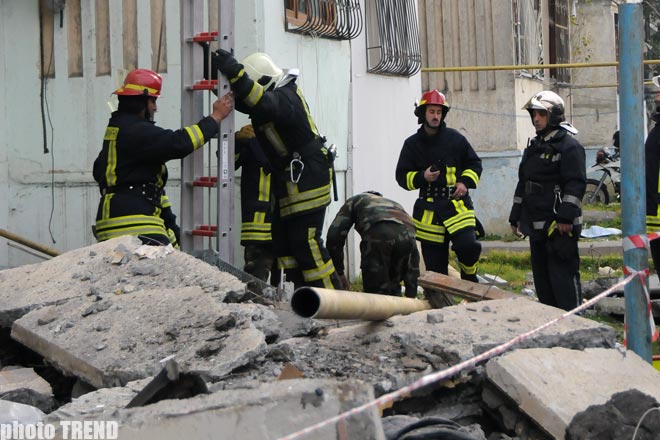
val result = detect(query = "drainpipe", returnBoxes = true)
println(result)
[619,1,651,363]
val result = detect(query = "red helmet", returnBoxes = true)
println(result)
[414,89,450,120]
[113,69,162,97]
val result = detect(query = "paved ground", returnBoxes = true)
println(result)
[482,238,622,256]
[483,209,622,256]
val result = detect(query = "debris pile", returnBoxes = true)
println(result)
[1,236,660,439]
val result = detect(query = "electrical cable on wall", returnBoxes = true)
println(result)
[39,1,57,244]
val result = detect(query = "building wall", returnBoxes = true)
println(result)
[567,0,619,145]
[0,0,357,270]
[415,0,619,237]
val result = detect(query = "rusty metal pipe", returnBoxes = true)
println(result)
[290,287,431,320]
[0,228,60,257]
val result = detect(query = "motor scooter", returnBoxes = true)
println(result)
[584,143,620,206]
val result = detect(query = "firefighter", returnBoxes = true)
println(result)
[326,191,420,298]
[509,90,586,311]
[93,68,233,246]
[646,76,660,271]
[211,50,342,289]
[234,124,278,284]
[395,90,483,282]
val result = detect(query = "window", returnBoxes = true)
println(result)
[513,0,571,83]
[365,0,421,77]
[513,0,543,76]
[284,0,363,40]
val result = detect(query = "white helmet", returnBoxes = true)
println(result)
[523,90,565,126]
[653,75,660,88]
[241,52,284,92]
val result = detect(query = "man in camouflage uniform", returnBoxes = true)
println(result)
[326,191,420,297]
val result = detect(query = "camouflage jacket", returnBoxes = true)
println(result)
[326,192,415,274]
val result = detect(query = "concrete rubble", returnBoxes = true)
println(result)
[0,367,55,413]
[0,236,659,439]
[45,379,384,440]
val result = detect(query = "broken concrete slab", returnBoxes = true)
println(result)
[0,236,247,328]
[255,298,616,395]
[47,379,151,419]
[46,379,385,440]
[0,367,55,413]
[0,399,45,424]
[12,286,273,388]
[485,347,660,439]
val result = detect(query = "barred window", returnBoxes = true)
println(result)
[284,0,363,40]
[513,0,570,83]
[365,0,421,77]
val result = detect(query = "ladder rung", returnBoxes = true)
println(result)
[191,31,218,42]
[192,225,217,237]
[190,80,218,91]
[193,176,218,187]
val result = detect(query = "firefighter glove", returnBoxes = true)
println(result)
[212,49,241,78]
[236,124,256,142]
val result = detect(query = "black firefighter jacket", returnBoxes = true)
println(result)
[93,111,219,242]
[508,128,586,237]
[646,113,660,232]
[226,70,332,219]
[395,123,482,242]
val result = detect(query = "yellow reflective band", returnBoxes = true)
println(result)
[96,214,165,228]
[105,136,118,187]
[280,183,330,207]
[647,215,660,232]
[184,125,205,150]
[241,231,272,241]
[156,165,166,188]
[446,166,457,186]
[444,210,476,235]
[458,261,478,275]
[278,256,298,270]
[415,230,445,243]
[244,82,264,107]
[258,169,271,202]
[243,221,270,231]
[406,171,417,190]
[122,83,159,95]
[252,212,267,224]
[101,194,114,219]
[302,259,336,288]
[94,214,167,242]
[161,194,171,208]
[296,87,320,136]
[104,127,118,141]
[262,123,288,157]
[547,220,557,237]
[461,169,480,186]
[230,69,245,84]
[420,208,434,225]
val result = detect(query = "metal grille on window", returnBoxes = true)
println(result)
[365,0,421,77]
[513,0,544,78]
[285,0,363,40]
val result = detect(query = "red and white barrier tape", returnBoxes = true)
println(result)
[277,275,635,440]
[621,233,659,343]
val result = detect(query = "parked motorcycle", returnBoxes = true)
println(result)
[583,143,620,206]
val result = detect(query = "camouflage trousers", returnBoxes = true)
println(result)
[360,222,420,298]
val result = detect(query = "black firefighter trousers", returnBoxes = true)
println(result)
[272,208,342,289]
[529,234,582,311]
